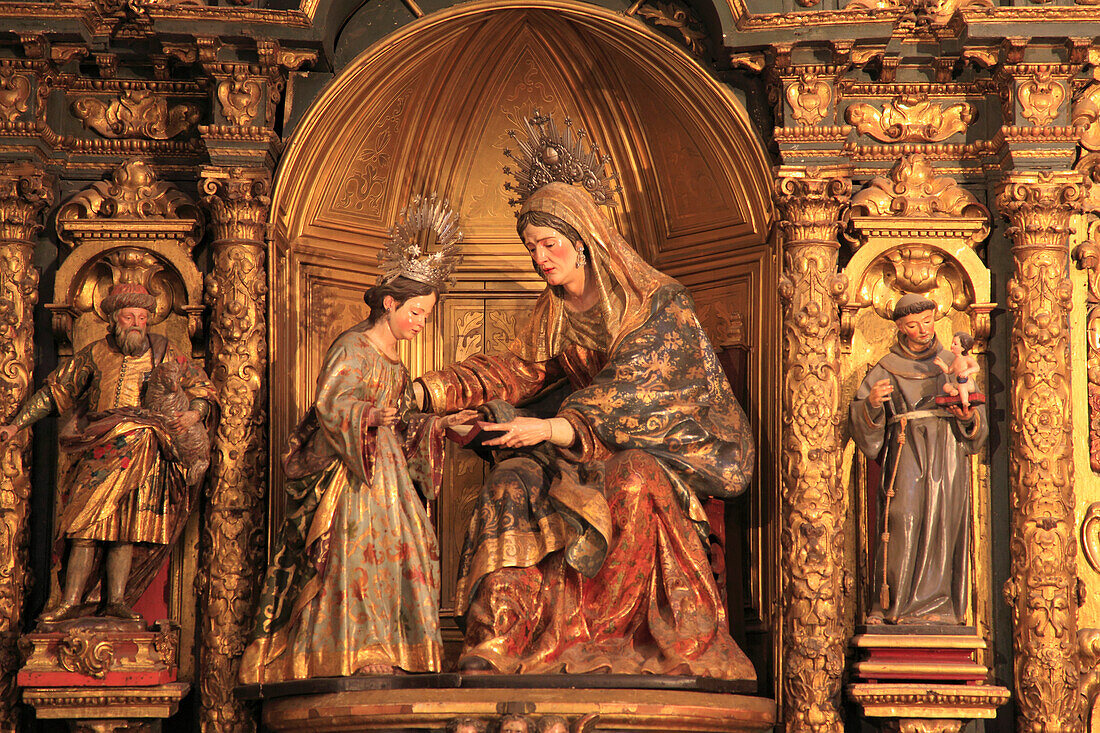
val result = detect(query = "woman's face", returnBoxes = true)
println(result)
[384,292,437,341]
[521,223,584,289]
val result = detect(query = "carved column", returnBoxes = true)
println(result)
[996,171,1084,733]
[774,165,851,733]
[198,167,270,733]
[0,162,52,731]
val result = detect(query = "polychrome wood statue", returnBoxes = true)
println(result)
[239,195,474,682]
[0,282,216,625]
[849,294,987,625]
[414,113,757,679]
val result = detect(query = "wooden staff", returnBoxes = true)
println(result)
[880,415,908,613]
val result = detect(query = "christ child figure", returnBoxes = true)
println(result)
[934,331,980,408]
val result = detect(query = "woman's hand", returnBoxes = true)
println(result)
[439,410,479,429]
[480,417,552,448]
[366,406,399,427]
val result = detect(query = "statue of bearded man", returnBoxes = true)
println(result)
[0,283,216,624]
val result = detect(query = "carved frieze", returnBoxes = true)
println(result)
[774,165,851,733]
[71,88,200,139]
[997,171,1083,732]
[845,95,975,143]
[57,630,115,679]
[849,154,988,229]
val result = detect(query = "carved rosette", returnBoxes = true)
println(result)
[996,171,1083,732]
[198,167,270,733]
[0,161,53,730]
[774,165,851,733]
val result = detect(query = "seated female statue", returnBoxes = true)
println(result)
[416,182,756,680]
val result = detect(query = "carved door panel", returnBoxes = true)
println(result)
[434,294,534,617]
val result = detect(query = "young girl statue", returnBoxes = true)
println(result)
[239,196,472,682]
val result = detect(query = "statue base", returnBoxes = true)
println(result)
[22,681,189,732]
[847,682,1010,724]
[239,674,775,732]
[850,626,987,683]
[18,619,179,687]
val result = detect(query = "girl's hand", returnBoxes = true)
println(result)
[480,417,552,448]
[366,406,399,427]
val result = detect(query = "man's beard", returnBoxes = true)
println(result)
[113,323,147,356]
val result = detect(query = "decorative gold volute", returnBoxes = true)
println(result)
[1074,82,1100,152]
[71,88,200,140]
[844,94,975,143]
[51,159,205,355]
[842,155,993,347]
[1016,68,1068,127]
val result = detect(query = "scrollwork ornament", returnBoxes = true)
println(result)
[1073,222,1100,474]
[786,72,834,127]
[216,72,262,127]
[844,95,975,143]
[198,166,270,733]
[996,170,1083,731]
[0,161,52,731]
[0,67,32,123]
[71,88,200,140]
[57,629,115,679]
[1018,70,1068,127]
[773,165,851,733]
[1073,82,1100,152]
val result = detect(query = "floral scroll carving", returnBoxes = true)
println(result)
[71,88,200,139]
[774,165,851,733]
[996,171,1083,732]
[786,72,834,126]
[844,95,975,143]
[848,154,989,227]
[0,162,53,730]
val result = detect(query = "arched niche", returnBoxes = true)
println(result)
[269,0,776,662]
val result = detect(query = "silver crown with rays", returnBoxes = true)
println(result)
[378,193,464,288]
[503,110,622,207]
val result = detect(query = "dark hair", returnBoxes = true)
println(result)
[892,295,936,321]
[516,210,582,245]
[954,331,974,354]
[362,276,438,326]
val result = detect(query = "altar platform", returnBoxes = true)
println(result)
[237,674,777,732]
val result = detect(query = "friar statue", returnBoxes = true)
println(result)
[0,283,216,624]
[849,294,987,625]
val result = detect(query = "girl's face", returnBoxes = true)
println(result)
[521,223,584,289]
[384,292,437,341]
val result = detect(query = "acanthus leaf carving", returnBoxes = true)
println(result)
[71,88,200,140]
[786,72,834,126]
[844,94,975,143]
[635,1,708,57]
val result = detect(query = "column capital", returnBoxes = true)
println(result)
[0,161,54,243]
[200,166,271,244]
[773,165,853,245]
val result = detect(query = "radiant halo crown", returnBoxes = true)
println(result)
[378,193,464,288]
[503,110,621,207]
